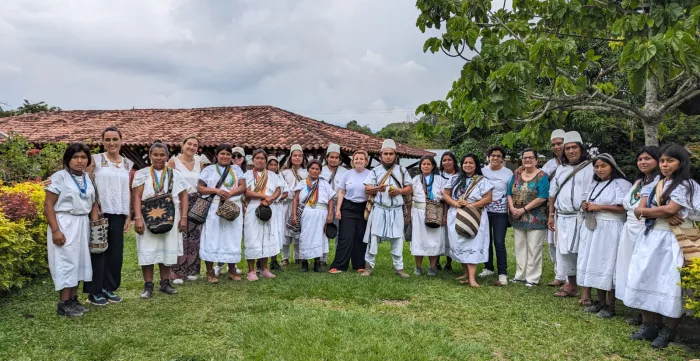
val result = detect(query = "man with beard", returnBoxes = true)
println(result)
[362,139,413,278]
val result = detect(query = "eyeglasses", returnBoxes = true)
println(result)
[232,154,243,159]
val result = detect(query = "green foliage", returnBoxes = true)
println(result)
[0,133,67,183]
[680,258,700,318]
[345,120,374,136]
[0,99,60,118]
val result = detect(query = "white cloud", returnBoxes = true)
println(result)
[0,0,466,131]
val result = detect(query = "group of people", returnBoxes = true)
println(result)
[43,126,698,349]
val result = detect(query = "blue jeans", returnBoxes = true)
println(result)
[485,212,509,275]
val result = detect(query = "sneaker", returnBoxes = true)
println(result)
[525,282,537,287]
[511,279,525,284]
[328,268,343,274]
[260,269,276,279]
[395,269,410,279]
[631,324,658,341]
[584,303,604,313]
[300,261,309,273]
[496,274,508,286]
[69,296,89,313]
[86,293,109,306]
[247,272,259,282]
[172,278,184,285]
[140,283,154,299]
[360,266,373,277]
[56,301,83,317]
[280,259,290,267]
[159,280,178,295]
[478,269,495,277]
[597,307,616,319]
[102,290,122,303]
[186,276,198,281]
[313,261,323,273]
[214,265,222,276]
[435,262,442,271]
[651,327,677,349]
[234,265,243,275]
[270,259,284,271]
[427,268,437,277]
[414,267,422,276]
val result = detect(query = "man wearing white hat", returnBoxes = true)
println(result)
[320,143,347,267]
[362,139,413,278]
[548,131,594,298]
[542,129,567,287]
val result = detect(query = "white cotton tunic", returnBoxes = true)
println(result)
[321,165,348,198]
[576,178,631,291]
[270,172,289,250]
[549,162,595,254]
[282,168,308,241]
[410,174,446,256]
[295,179,336,259]
[362,165,413,254]
[244,170,283,259]
[172,155,203,193]
[133,168,190,266]
[199,164,245,263]
[624,180,700,318]
[542,157,560,245]
[615,177,658,301]
[444,176,495,264]
[92,153,133,215]
[46,170,95,291]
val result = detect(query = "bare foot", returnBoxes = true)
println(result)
[469,281,480,288]
[456,275,468,280]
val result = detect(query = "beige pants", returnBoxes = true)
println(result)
[513,228,546,284]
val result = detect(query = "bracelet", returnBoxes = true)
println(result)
[639,209,644,219]
[51,229,60,234]
[133,216,143,220]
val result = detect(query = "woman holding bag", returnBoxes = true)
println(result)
[132,142,190,299]
[198,144,247,284]
[410,156,446,276]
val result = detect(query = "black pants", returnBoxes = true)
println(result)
[330,200,367,271]
[485,212,509,275]
[84,214,126,294]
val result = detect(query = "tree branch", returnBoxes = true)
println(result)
[590,92,645,118]
[658,78,700,115]
[440,42,472,62]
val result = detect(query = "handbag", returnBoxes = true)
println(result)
[142,168,175,234]
[422,175,444,228]
[364,167,394,220]
[286,179,319,232]
[188,165,230,225]
[455,176,485,238]
[87,173,109,254]
[652,180,700,266]
[216,199,241,221]
[583,180,612,230]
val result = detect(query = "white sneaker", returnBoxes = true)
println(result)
[214,266,222,277]
[498,274,508,285]
[186,276,198,281]
[172,278,184,285]
[234,265,243,275]
[478,269,495,277]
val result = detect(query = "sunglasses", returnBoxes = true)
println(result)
[232,154,244,159]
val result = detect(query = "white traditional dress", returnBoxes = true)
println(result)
[199,164,245,263]
[410,173,446,257]
[321,165,348,260]
[576,178,631,291]
[549,162,594,277]
[132,167,190,266]
[444,175,494,264]
[244,169,283,259]
[541,158,561,266]
[46,170,95,291]
[270,172,289,251]
[624,180,700,318]
[281,168,308,256]
[440,171,458,258]
[363,165,413,270]
[295,178,336,259]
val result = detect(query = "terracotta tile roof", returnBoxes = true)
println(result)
[0,106,433,158]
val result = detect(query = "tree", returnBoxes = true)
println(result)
[345,120,374,135]
[0,100,60,118]
[415,0,700,146]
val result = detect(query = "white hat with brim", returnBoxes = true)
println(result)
[381,139,397,151]
[563,131,582,145]
[326,143,341,155]
[232,147,245,156]
[551,129,566,141]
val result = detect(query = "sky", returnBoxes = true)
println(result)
[0,0,465,131]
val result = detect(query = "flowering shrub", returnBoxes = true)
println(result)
[681,258,700,318]
[0,181,48,292]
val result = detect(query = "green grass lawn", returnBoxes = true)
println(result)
[1,230,698,361]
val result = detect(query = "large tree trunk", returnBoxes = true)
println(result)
[643,119,659,146]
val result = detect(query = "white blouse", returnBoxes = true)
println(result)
[294,178,336,206]
[132,167,191,205]
[199,164,245,202]
[45,170,96,216]
[172,155,204,193]
[281,168,308,195]
[92,153,133,215]
[412,174,446,203]
[245,169,283,199]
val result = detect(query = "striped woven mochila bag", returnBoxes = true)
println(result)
[455,176,485,239]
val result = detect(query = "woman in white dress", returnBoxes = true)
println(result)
[626,144,700,349]
[281,144,308,266]
[291,160,335,273]
[169,136,209,284]
[44,143,98,317]
[442,154,494,287]
[411,156,446,276]
[438,152,459,272]
[266,155,289,271]
[132,142,190,299]
[244,149,283,281]
[576,153,631,318]
[614,146,660,325]
[198,144,247,284]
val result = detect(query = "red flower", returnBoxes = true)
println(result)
[27,149,41,157]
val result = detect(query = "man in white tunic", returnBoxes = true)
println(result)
[362,139,413,278]
[548,131,594,298]
[320,143,347,266]
[541,129,567,287]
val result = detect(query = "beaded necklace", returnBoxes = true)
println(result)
[69,171,88,198]
[150,166,168,194]
[216,165,236,188]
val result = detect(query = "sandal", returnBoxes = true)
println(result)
[579,298,593,307]
[554,289,577,297]
[548,280,565,287]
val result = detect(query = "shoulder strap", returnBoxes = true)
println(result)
[554,160,591,199]
[461,176,484,200]
[87,173,103,215]
[167,168,174,193]
[292,167,301,182]
[329,168,338,185]
[378,166,394,186]
[302,179,320,205]
[389,166,405,187]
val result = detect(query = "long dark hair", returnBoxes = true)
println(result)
[561,142,591,165]
[659,143,695,205]
[439,151,459,176]
[592,156,625,182]
[63,143,93,169]
[451,154,483,197]
[214,143,233,165]
[418,156,438,176]
[283,148,308,170]
[635,146,660,184]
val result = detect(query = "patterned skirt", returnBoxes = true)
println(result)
[171,193,203,278]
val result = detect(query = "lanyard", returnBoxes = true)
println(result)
[70,173,88,198]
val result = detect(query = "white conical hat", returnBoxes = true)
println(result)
[381,139,397,151]
[326,143,341,155]
[289,144,303,155]
[551,129,566,140]
[563,131,582,145]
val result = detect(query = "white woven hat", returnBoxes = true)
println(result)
[381,139,397,151]
[563,131,582,145]
[551,129,566,141]
[326,143,341,155]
